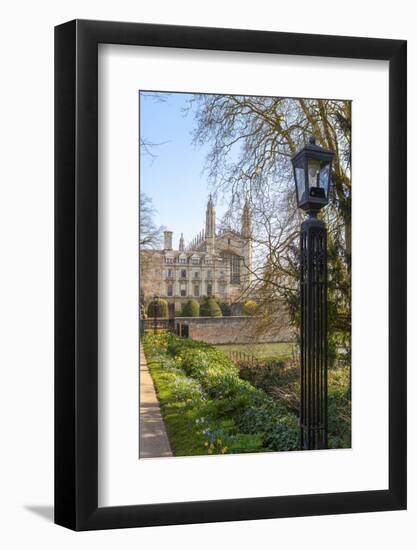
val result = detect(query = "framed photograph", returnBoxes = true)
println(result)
[55,19,406,530]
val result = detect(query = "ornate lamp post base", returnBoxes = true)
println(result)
[300,214,328,450]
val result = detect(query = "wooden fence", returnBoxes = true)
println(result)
[226,349,259,367]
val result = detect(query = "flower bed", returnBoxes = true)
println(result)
[238,357,351,448]
[143,332,300,456]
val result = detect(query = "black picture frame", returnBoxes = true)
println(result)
[55,19,407,531]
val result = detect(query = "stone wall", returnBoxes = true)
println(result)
[175,316,294,344]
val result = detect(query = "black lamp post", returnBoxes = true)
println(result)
[291,136,334,450]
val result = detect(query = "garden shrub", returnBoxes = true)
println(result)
[240,360,288,392]
[219,302,231,316]
[147,298,169,318]
[200,296,223,317]
[235,398,287,434]
[262,414,300,452]
[243,300,258,316]
[182,299,200,317]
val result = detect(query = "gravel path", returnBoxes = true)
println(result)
[139,345,173,458]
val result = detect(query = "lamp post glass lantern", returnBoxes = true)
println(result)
[291,136,334,450]
[292,136,334,214]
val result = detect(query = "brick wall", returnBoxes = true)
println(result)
[175,316,294,344]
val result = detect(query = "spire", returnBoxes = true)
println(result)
[205,194,216,238]
[179,232,184,251]
[241,199,252,238]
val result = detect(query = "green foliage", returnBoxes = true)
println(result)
[327,366,351,448]
[143,333,305,454]
[239,360,292,396]
[219,302,231,316]
[144,333,351,455]
[143,333,264,456]
[147,298,168,318]
[236,399,285,433]
[177,347,245,399]
[235,394,299,451]
[202,427,231,455]
[143,333,350,455]
[200,296,223,317]
[243,300,258,316]
[239,357,351,448]
[263,415,300,452]
[171,376,204,404]
[182,299,200,317]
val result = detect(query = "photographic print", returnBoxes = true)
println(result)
[139,91,352,459]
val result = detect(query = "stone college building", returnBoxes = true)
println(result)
[140,196,253,313]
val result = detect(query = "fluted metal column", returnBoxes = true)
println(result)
[300,214,328,450]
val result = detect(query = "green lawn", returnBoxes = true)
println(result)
[215,342,296,361]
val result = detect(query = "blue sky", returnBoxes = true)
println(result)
[140,92,226,248]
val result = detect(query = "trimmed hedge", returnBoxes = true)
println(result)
[200,296,223,317]
[182,299,200,317]
[243,300,258,316]
[219,302,231,316]
[147,298,168,318]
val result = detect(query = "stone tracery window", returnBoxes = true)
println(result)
[221,252,241,284]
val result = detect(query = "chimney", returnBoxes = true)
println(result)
[164,230,173,250]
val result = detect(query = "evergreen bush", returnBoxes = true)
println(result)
[147,298,168,318]
[219,302,231,316]
[200,296,223,317]
[182,299,200,317]
[243,300,258,316]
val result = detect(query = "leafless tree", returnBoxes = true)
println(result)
[140,193,164,249]
[188,94,351,360]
